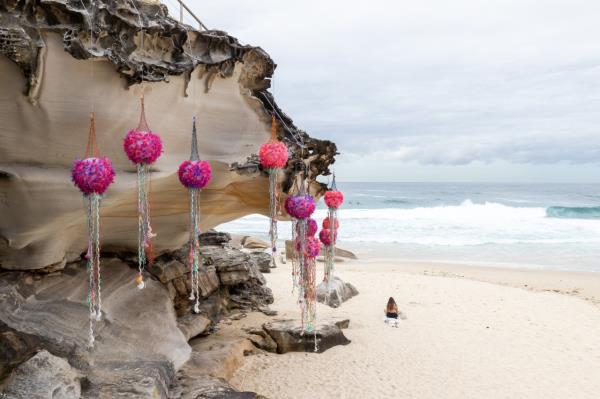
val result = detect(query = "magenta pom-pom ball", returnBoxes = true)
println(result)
[296,218,318,236]
[123,129,163,164]
[259,141,288,170]
[284,194,315,219]
[178,160,212,189]
[324,190,344,209]
[322,217,340,230]
[296,236,321,258]
[71,157,115,195]
[319,228,337,246]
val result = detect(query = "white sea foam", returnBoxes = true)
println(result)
[218,200,600,246]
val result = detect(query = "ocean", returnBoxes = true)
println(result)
[217,182,600,272]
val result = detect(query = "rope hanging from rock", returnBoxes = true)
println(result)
[178,117,212,313]
[71,112,115,348]
[123,94,163,289]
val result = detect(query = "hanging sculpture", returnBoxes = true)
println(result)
[321,175,344,285]
[178,117,212,313]
[123,95,163,289]
[285,186,319,332]
[71,113,116,347]
[259,115,289,266]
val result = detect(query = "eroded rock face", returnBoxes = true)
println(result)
[0,259,191,371]
[0,234,273,397]
[0,1,337,271]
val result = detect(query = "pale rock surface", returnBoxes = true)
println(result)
[0,258,191,373]
[316,276,359,308]
[178,314,212,341]
[2,350,81,399]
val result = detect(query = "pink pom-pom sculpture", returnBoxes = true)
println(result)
[296,236,321,259]
[72,112,115,347]
[284,194,316,219]
[123,129,163,165]
[322,217,339,230]
[322,174,343,286]
[319,228,337,246]
[259,141,288,170]
[324,190,344,209]
[260,115,289,266]
[179,117,212,313]
[178,160,212,189]
[72,157,115,195]
[125,95,162,290]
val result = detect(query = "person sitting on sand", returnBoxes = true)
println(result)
[384,297,401,327]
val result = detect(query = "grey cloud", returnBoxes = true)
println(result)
[169,0,600,168]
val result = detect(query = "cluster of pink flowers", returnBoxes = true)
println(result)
[296,218,318,236]
[322,217,339,230]
[284,194,315,219]
[123,129,163,164]
[324,190,344,209]
[259,141,288,170]
[296,235,321,258]
[71,157,116,195]
[178,160,212,189]
[319,228,337,246]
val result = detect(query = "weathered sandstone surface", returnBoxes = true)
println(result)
[0,231,273,397]
[0,0,337,270]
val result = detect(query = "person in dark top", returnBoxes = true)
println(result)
[384,297,400,327]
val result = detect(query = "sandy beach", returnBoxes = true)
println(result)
[231,255,600,399]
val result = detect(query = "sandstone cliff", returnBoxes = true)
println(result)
[0,0,337,270]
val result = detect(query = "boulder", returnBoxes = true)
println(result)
[334,247,358,260]
[262,318,351,354]
[248,252,272,273]
[178,315,212,341]
[244,327,278,353]
[199,231,232,247]
[0,259,191,372]
[317,277,359,308]
[169,374,260,399]
[149,259,188,284]
[2,350,81,399]
[241,237,270,250]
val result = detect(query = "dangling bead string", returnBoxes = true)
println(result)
[267,114,280,267]
[291,218,299,293]
[136,163,146,288]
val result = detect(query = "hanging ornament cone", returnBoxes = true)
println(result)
[285,179,320,333]
[259,115,289,267]
[71,112,116,348]
[123,94,163,289]
[178,117,212,314]
[321,174,344,285]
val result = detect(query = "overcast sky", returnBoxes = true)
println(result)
[166,0,600,182]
